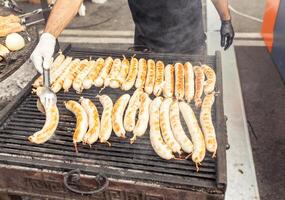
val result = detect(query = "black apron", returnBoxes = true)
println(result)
[128,0,206,54]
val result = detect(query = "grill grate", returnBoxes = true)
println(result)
[0,46,226,194]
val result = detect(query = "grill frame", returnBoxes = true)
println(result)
[0,46,227,200]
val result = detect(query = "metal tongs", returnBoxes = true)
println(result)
[39,60,57,107]
[1,0,23,13]
[1,0,53,27]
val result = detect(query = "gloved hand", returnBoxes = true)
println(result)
[30,32,56,74]
[220,20,234,50]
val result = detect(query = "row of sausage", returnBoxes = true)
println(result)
[29,88,217,171]
[32,53,216,107]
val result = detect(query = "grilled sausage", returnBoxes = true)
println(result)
[184,62,195,102]
[83,58,105,90]
[200,92,217,156]
[0,23,24,37]
[73,60,94,93]
[50,56,73,85]
[144,59,156,94]
[131,93,152,143]
[65,100,89,153]
[94,57,113,87]
[201,64,216,94]
[80,97,100,146]
[121,57,138,91]
[174,63,185,100]
[28,103,59,144]
[160,98,182,154]
[193,66,205,108]
[179,102,206,170]
[107,58,122,88]
[63,59,88,92]
[153,60,165,96]
[98,95,113,145]
[170,100,193,154]
[124,88,143,132]
[0,44,10,62]
[149,97,174,160]
[51,59,81,93]
[33,53,65,88]
[163,64,174,98]
[117,56,129,85]
[135,58,147,89]
[0,15,21,26]
[112,94,130,138]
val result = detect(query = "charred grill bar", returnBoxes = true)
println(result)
[0,46,227,200]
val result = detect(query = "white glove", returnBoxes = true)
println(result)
[30,32,56,74]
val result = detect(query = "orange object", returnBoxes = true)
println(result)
[261,0,281,52]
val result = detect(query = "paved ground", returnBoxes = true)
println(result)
[235,46,285,200]
[230,0,266,32]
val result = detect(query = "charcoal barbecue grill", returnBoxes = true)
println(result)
[0,45,227,200]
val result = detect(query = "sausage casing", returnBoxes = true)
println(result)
[65,100,89,152]
[170,100,193,153]
[135,58,147,89]
[73,60,93,93]
[153,60,165,96]
[63,59,87,92]
[174,63,185,100]
[94,57,113,87]
[160,98,182,154]
[193,66,205,108]
[28,104,59,144]
[131,93,152,143]
[121,57,138,91]
[112,94,130,138]
[117,56,129,85]
[98,95,113,143]
[200,92,217,155]
[124,88,143,132]
[163,64,174,98]
[83,58,105,90]
[201,64,216,94]
[184,62,194,102]
[51,59,81,93]
[179,102,206,166]
[80,97,100,145]
[149,97,174,160]
[144,59,156,94]
[109,58,122,88]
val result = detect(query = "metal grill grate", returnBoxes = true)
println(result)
[0,46,226,194]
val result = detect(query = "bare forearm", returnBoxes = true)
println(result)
[211,0,231,20]
[44,0,83,38]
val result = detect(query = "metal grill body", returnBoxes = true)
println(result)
[0,46,227,200]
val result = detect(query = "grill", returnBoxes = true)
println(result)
[0,7,39,82]
[0,45,227,200]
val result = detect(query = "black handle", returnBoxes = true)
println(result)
[63,169,109,195]
[128,45,152,53]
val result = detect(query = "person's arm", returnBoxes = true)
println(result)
[45,0,83,38]
[31,0,83,73]
[211,0,231,20]
[211,0,234,50]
